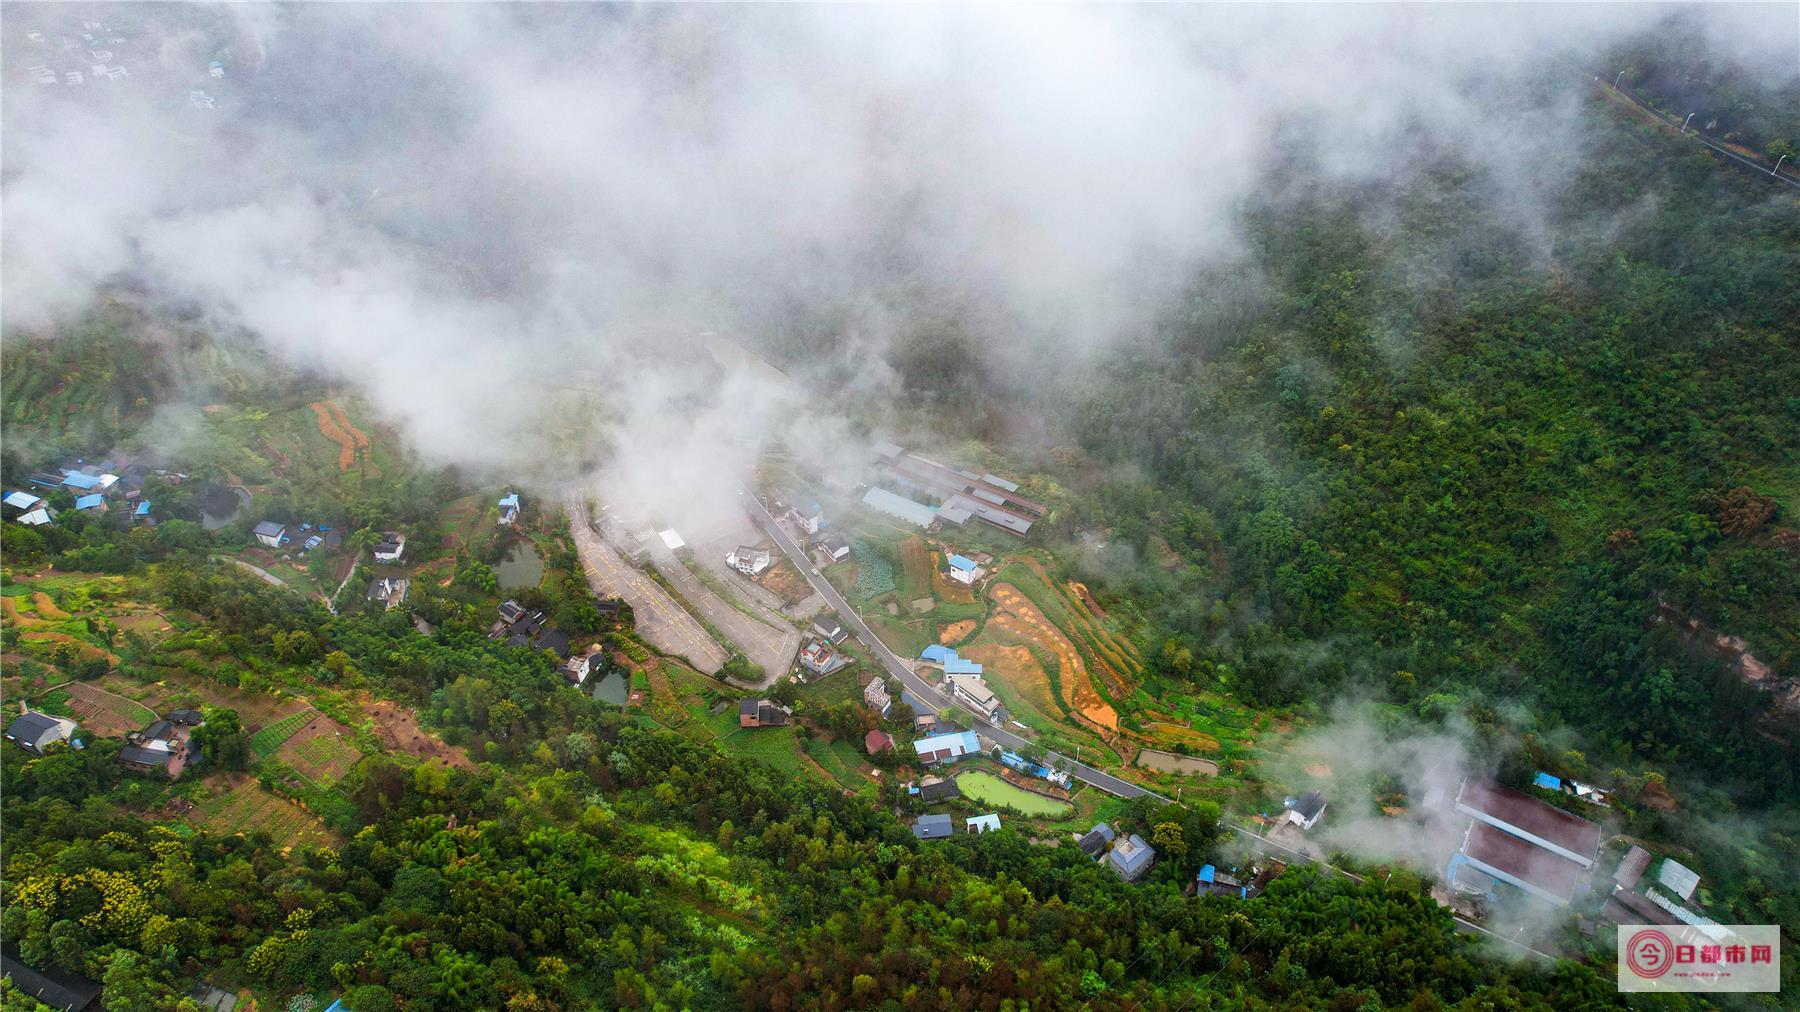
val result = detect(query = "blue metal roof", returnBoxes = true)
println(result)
[61,472,101,489]
[913,731,981,757]
[1198,864,1216,883]
[944,657,983,675]
[134,501,152,516]
[3,491,41,509]
[919,644,953,664]
[75,494,106,510]
[498,493,519,508]
[947,554,977,572]
[1533,772,1563,791]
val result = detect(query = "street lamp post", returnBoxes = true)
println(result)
[1682,112,1695,133]
[1614,70,1625,89]
[1774,154,1789,177]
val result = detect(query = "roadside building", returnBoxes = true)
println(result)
[1286,790,1327,830]
[946,671,1002,722]
[795,502,826,535]
[799,640,847,678]
[1107,834,1157,882]
[253,520,289,548]
[813,616,848,643]
[1196,864,1251,898]
[817,532,851,562]
[912,814,954,840]
[6,711,77,755]
[913,730,982,766]
[967,814,1002,834]
[727,545,771,576]
[863,677,892,716]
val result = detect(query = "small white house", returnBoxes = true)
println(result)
[253,521,289,549]
[497,493,520,526]
[1286,790,1327,831]
[374,532,406,563]
[796,502,825,535]
[946,554,982,585]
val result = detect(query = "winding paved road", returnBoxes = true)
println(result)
[744,491,1157,800]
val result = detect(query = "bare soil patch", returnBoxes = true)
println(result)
[30,593,70,619]
[758,562,813,603]
[1304,762,1333,777]
[937,619,977,645]
[308,400,368,471]
[959,642,1065,727]
[363,698,474,771]
[988,584,1117,729]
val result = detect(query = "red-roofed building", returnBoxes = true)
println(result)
[864,729,894,754]
[1455,779,1600,868]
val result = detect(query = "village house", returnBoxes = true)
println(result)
[799,639,848,679]
[946,553,982,585]
[373,531,406,563]
[945,671,1003,722]
[913,730,982,767]
[727,545,772,576]
[913,775,960,801]
[366,577,408,611]
[1107,833,1157,882]
[133,500,153,525]
[967,814,1002,834]
[0,948,101,1012]
[912,814,954,840]
[6,711,78,755]
[73,494,106,513]
[563,649,602,686]
[863,677,892,716]
[738,699,792,729]
[1286,789,1328,830]
[813,617,848,644]
[497,492,520,526]
[253,520,289,549]
[864,729,894,754]
[816,532,851,563]
[1195,864,1252,898]
[4,490,45,515]
[1076,822,1116,858]
[795,502,826,535]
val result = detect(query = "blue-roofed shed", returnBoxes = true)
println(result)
[74,494,106,511]
[4,491,42,510]
[914,731,982,765]
[134,501,152,516]
[945,656,983,675]
[920,644,954,664]
[947,554,977,572]
[1197,864,1216,884]
[61,472,100,490]
[1533,772,1563,791]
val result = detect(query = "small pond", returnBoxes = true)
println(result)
[1135,749,1219,777]
[201,486,251,531]
[494,540,545,590]
[592,670,628,706]
[954,770,1072,817]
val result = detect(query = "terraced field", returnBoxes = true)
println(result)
[186,774,337,852]
[251,710,316,757]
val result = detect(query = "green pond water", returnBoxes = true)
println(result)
[592,670,628,706]
[494,541,545,590]
[954,770,1072,817]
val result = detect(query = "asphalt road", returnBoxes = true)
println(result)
[565,495,728,674]
[744,491,1156,800]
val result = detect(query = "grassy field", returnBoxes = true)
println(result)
[804,738,870,791]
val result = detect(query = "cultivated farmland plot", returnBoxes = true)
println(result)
[274,713,363,786]
[60,681,157,736]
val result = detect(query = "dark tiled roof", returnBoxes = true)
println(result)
[6,712,63,747]
[1294,789,1326,820]
[119,745,173,767]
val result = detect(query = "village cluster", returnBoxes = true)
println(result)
[8,701,205,781]
[12,12,234,110]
